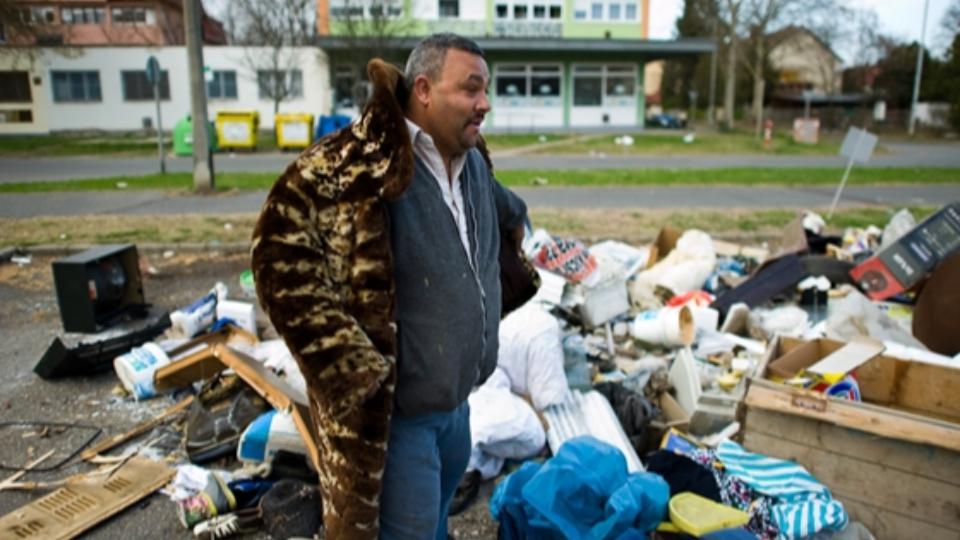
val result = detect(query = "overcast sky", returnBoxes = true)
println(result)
[650,0,954,62]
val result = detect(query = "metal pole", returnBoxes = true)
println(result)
[828,130,863,219]
[908,0,930,136]
[707,26,718,128]
[184,0,214,192]
[154,80,165,174]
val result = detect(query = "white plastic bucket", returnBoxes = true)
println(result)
[631,305,695,347]
[113,342,170,401]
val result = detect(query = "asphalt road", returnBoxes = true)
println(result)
[1,185,958,218]
[2,142,960,184]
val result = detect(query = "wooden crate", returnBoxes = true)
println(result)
[741,337,960,540]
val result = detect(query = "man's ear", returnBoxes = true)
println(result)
[412,75,432,107]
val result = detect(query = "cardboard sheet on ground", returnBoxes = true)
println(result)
[0,458,174,540]
[154,344,320,472]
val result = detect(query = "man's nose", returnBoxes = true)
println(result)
[477,92,491,113]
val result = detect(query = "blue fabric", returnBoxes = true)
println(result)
[380,401,472,540]
[716,440,848,539]
[490,436,669,539]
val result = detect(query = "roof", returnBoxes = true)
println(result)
[768,25,842,63]
[316,36,715,59]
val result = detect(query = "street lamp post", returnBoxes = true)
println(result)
[908,0,931,136]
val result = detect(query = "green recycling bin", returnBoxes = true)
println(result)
[215,110,259,151]
[275,113,314,150]
[172,116,217,156]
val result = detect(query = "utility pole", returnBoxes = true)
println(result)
[184,0,214,192]
[908,0,930,136]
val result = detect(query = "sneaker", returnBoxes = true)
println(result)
[192,509,260,540]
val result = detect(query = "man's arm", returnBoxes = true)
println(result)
[251,170,390,421]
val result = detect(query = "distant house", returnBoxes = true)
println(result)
[767,25,842,96]
[0,0,226,46]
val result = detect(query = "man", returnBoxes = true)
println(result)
[251,33,533,540]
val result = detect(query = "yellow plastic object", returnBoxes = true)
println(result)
[275,113,314,150]
[669,492,750,536]
[215,110,259,150]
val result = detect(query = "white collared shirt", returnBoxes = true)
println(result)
[405,118,471,259]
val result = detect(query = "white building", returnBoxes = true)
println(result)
[0,46,329,134]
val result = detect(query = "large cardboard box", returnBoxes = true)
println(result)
[741,336,960,539]
[850,201,960,300]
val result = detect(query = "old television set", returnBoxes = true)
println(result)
[51,244,146,333]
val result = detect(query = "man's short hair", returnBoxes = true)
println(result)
[404,33,484,91]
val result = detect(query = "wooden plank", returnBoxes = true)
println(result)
[743,408,960,486]
[742,431,960,531]
[0,458,174,540]
[744,378,960,452]
[81,396,194,461]
[842,496,959,540]
[898,361,960,422]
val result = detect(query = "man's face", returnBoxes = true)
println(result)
[422,49,490,156]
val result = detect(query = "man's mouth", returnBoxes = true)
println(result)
[466,116,484,129]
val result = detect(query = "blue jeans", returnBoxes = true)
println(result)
[379,401,471,540]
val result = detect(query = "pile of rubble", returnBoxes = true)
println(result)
[1,201,957,539]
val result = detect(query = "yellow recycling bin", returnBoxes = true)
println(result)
[215,110,259,151]
[275,113,314,150]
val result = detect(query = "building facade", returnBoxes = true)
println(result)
[0,46,329,134]
[317,0,712,131]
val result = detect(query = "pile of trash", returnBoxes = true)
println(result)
[2,201,958,539]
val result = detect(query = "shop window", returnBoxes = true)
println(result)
[573,77,602,106]
[531,66,561,97]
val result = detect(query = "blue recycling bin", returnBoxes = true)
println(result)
[315,115,352,139]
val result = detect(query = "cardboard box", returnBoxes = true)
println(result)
[850,201,960,300]
[741,336,960,539]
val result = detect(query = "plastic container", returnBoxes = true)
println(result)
[170,282,228,338]
[237,410,312,467]
[315,114,352,139]
[113,342,171,400]
[275,113,314,150]
[215,110,259,151]
[216,299,256,336]
[668,492,749,536]
[173,116,217,156]
[631,305,695,347]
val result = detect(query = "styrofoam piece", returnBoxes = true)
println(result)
[577,276,630,328]
[542,389,644,473]
[668,347,702,416]
[531,267,566,306]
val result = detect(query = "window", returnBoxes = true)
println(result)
[121,70,170,100]
[549,5,562,18]
[513,5,527,19]
[609,2,621,20]
[17,7,56,24]
[439,0,458,17]
[111,7,156,25]
[495,66,527,98]
[574,9,586,19]
[0,109,33,123]
[257,70,303,99]
[495,4,508,18]
[572,64,636,106]
[495,64,561,102]
[330,0,402,18]
[0,71,31,102]
[61,6,104,24]
[207,70,237,99]
[590,2,602,19]
[52,71,101,102]
[625,3,637,19]
[334,65,356,107]
[533,5,545,18]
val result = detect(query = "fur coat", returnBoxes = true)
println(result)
[251,58,536,538]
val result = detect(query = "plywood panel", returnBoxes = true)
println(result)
[743,408,960,485]
[742,431,960,531]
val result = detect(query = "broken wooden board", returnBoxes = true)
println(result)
[0,458,174,540]
[154,344,320,472]
[742,407,960,539]
[805,338,884,382]
[81,395,194,461]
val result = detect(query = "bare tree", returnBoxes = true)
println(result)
[939,0,960,53]
[741,0,790,137]
[718,0,746,131]
[225,0,316,116]
[330,0,415,109]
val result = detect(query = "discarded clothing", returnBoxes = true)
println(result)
[498,304,571,410]
[645,450,721,502]
[534,236,598,283]
[490,436,669,539]
[467,369,546,479]
[594,382,656,454]
[717,440,848,540]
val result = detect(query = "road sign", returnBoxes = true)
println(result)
[146,56,161,86]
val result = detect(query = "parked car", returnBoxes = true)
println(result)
[645,114,687,129]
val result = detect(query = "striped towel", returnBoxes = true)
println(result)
[717,440,848,540]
